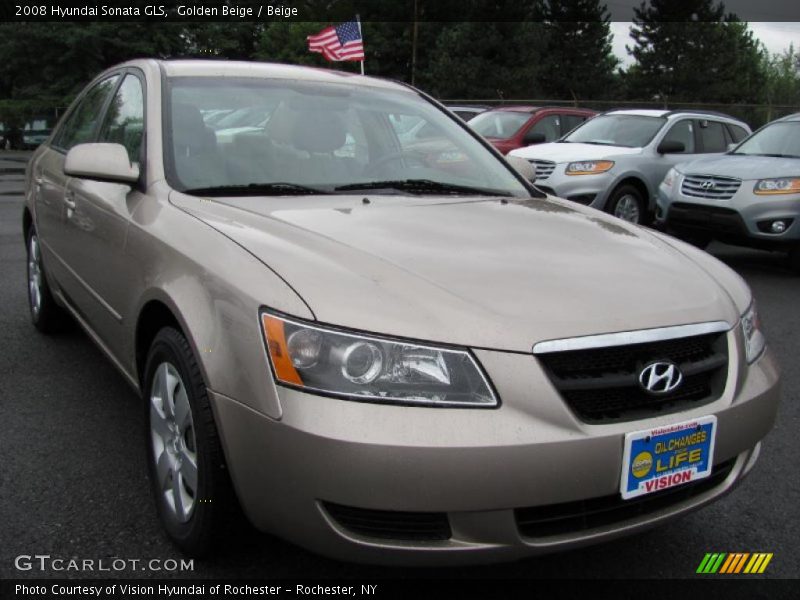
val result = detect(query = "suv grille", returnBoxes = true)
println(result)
[529,159,556,180]
[516,458,736,538]
[681,175,741,200]
[322,502,451,541]
[536,331,729,423]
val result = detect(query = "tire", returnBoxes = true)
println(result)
[607,184,646,225]
[143,327,234,556]
[25,227,68,333]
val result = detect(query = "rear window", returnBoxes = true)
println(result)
[727,124,749,143]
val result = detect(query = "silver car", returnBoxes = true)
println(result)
[509,109,751,224]
[657,113,800,272]
[23,60,779,564]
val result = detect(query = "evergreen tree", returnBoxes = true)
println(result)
[421,22,549,99]
[626,0,766,103]
[540,0,620,100]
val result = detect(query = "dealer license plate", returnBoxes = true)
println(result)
[620,415,717,500]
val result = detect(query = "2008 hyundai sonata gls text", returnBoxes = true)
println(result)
[23,60,780,564]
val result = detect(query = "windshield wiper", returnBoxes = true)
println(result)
[581,140,626,147]
[182,182,331,197]
[740,153,800,159]
[334,179,513,197]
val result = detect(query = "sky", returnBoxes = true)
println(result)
[610,21,800,68]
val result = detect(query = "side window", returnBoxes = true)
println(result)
[561,114,586,135]
[98,74,144,163]
[699,120,727,153]
[727,124,748,143]
[529,115,561,142]
[661,120,695,153]
[54,75,120,151]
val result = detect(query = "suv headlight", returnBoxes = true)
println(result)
[260,311,498,407]
[566,160,614,175]
[662,167,678,187]
[754,178,800,195]
[741,302,766,363]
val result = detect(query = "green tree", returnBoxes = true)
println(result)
[540,0,620,100]
[626,0,766,104]
[762,44,800,107]
[421,22,549,99]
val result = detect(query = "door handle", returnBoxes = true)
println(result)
[64,191,77,218]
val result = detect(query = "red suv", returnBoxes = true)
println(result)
[469,106,597,155]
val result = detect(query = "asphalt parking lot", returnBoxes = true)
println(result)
[0,151,797,580]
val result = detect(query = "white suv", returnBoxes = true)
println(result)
[509,109,750,224]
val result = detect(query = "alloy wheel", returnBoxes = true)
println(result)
[150,362,198,523]
[613,194,642,223]
[27,233,43,316]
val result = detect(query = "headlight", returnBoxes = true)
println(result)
[260,311,498,407]
[662,167,678,187]
[565,160,614,175]
[753,178,800,195]
[740,302,766,364]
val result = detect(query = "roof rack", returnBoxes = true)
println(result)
[662,109,735,119]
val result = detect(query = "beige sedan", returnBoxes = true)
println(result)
[23,59,780,564]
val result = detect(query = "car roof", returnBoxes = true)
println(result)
[483,105,595,114]
[120,59,411,93]
[604,108,745,124]
[776,112,800,122]
[605,109,669,118]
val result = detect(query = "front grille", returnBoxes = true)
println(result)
[681,175,741,200]
[516,458,736,538]
[322,502,451,541]
[529,159,556,180]
[537,331,728,423]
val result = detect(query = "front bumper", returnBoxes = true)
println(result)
[657,179,800,247]
[211,344,780,565]
[533,168,615,210]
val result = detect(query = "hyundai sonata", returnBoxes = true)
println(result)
[23,60,779,564]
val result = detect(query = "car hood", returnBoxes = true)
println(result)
[676,154,800,180]
[509,142,642,163]
[171,192,741,352]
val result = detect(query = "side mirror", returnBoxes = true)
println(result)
[506,156,536,180]
[64,143,140,184]
[522,131,546,145]
[727,142,738,152]
[656,140,685,154]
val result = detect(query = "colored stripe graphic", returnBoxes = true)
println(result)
[698,553,773,574]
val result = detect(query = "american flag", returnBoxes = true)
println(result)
[307,20,365,62]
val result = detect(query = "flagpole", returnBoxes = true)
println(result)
[356,14,365,75]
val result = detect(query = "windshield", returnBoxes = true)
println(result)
[731,122,800,158]
[564,114,665,148]
[165,77,529,197]
[469,111,530,140]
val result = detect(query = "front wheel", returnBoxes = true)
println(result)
[26,227,68,333]
[144,327,234,556]
[608,185,646,225]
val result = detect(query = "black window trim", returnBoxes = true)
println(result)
[97,67,148,189]
[51,71,124,154]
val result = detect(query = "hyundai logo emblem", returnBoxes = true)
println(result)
[639,361,683,394]
[700,180,716,190]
